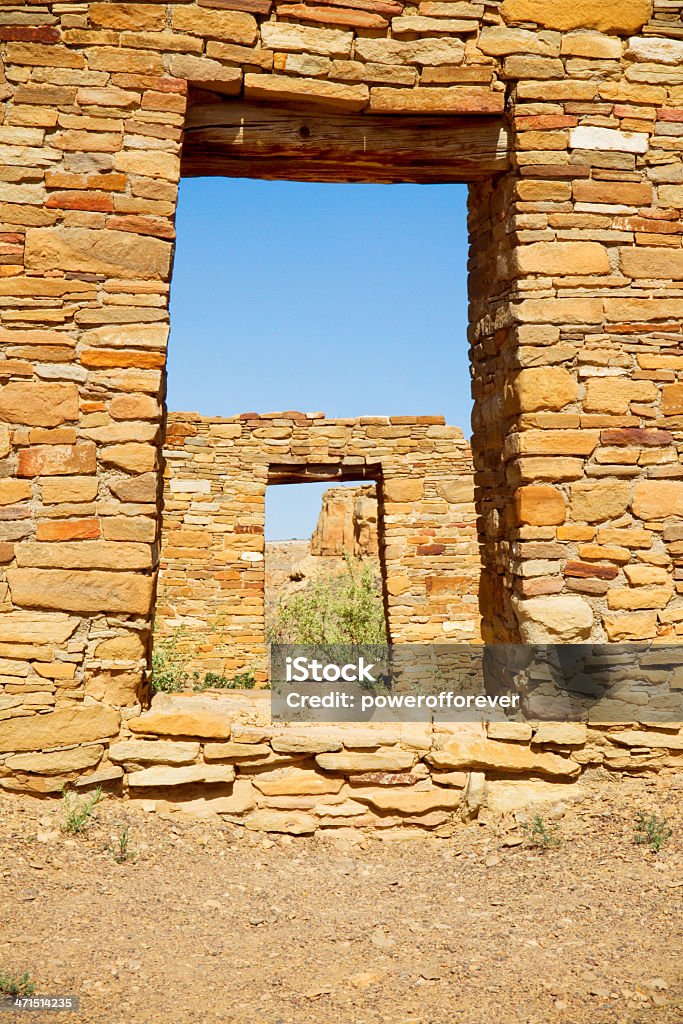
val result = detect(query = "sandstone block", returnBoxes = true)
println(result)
[128,764,235,787]
[18,443,96,477]
[354,36,465,65]
[25,228,172,280]
[271,731,343,754]
[369,86,503,115]
[168,55,242,94]
[569,480,631,523]
[100,443,157,474]
[130,708,232,740]
[244,73,368,111]
[515,485,566,526]
[5,745,103,775]
[584,378,657,413]
[603,610,658,640]
[94,630,145,663]
[516,241,609,276]
[609,729,683,751]
[7,568,154,615]
[428,736,579,777]
[172,6,257,44]
[607,586,673,610]
[486,779,585,814]
[500,0,650,32]
[569,125,648,153]
[244,809,317,834]
[15,541,151,571]
[0,382,78,427]
[352,787,461,813]
[260,22,352,56]
[512,367,577,412]
[316,750,415,771]
[0,481,31,506]
[109,740,199,765]
[252,767,343,796]
[0,611,78,645]
[203,741,272,760]
[0,705,119,753]
[513,595,593,642]
[632,480,683,520]
[487,722,533,741]
[41,477,99,503]
[662,385,683,416]
[383,479,424,502]
[533,723,586,746]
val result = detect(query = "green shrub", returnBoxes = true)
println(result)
[194,669,256,692]
[267,554,387,645]
[0,971,35,999]
[62,786,102,835]
[522,814,561,850]
[151,629,198,694]
[107,827,134,864]
[634,811,673,854]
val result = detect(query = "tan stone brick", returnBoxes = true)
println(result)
[15,541,151,571]
[603,610,658,641]
[41,477,99,504]
[607,586,674,610]
[621,248,683,279]
[18,443,96,478]
[500,0,650,33]
[512,367,578,412]
[0,382,78,427]
[7,568,154,615]
[0,480,31,506]
[261,22,352,56]
[369,86,503,114]
[515,485,566,526]
[584,378,658,413]
[89,4,166,29]
[570,480,631,523]
[0,706,119,753]
[383,479,424,501]
[25,227,172,280]
[429,734,579,777]
[244,74,368,111]
[4,745,103,775]
[632,480,683,521]
[172,6,258,44]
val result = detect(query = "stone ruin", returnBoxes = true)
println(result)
[155,411,481,677]
[0,0,683,827]
[310,483,379,558]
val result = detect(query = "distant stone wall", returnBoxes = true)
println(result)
[156,412,481,676]
[310,484,378,557]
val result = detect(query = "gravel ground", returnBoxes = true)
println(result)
[0,771,681,1024]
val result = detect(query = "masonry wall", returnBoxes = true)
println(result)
[156,412,481,676]
[0,0,683,797]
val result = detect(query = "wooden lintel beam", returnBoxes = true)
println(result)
[181,99,510,183]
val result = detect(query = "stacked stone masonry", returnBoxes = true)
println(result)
[0,0,682,809]
[156,411,481,675]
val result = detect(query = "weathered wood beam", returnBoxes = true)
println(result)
[181,98,510,183]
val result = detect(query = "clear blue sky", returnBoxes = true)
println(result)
[168,178,471,538]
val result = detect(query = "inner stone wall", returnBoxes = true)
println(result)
[156,412,481,677]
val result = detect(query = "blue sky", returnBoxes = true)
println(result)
[168,178,471,538]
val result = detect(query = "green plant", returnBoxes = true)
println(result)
[0,971,35,998]
[634,811,673,854]
[62,786,102,835]
[151,629,198,694]
[107,827,134,864]
[267,553,387,645]
[194,669,256,692]
[522,814,561,850]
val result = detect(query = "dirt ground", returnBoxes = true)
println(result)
[1,771,681,1024]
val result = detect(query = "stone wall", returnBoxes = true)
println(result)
[0,0,683,798]
[156,412,481,675]
[310,484,378,557]
[85,691,683,830]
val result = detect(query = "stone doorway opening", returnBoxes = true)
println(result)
[264,470,388,649]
